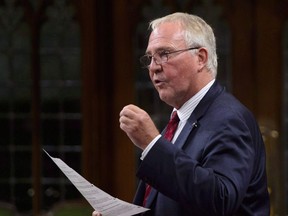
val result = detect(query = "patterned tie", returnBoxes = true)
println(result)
[163,111,180,142]
[143,111,180,206]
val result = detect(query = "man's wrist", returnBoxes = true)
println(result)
[140,134,161,160]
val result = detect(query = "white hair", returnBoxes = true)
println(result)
[149,12,218,77]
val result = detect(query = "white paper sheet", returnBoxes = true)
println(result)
[43,149,149,216]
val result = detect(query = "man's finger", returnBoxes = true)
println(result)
[92,211,102,216]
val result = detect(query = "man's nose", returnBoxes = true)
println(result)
[149,59,162,73]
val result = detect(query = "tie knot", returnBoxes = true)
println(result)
[170,111,179,123]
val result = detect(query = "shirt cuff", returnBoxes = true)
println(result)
[140,134,161,160]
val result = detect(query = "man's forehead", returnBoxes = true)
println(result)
[147,24,183,49]
[150,22,183,39]
[146,34,184,53]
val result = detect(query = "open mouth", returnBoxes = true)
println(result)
[154,79,164,86]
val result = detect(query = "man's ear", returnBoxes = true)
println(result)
[197,47,208,70]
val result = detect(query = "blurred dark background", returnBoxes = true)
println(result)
[0,0,287,215]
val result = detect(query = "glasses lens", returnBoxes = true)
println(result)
[140,55,152,67]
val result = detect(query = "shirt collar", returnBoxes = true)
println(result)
[173,79,215,122]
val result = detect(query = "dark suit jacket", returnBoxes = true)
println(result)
[133,81,270,216]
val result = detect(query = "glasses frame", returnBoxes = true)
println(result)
[139,46,201,68]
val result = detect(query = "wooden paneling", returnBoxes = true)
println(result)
[112,0,137,201]
[254,1,284,214]
[78,0,136,202]
[79,0,115,193]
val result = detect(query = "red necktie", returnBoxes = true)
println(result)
[143,111,179,206]
[164,111,180,142]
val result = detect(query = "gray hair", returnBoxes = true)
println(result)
[149,12,218,77]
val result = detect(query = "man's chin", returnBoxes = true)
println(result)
[158,93,171,104]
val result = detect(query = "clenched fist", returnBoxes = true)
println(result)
[119,104,160,150]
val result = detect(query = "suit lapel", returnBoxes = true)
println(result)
[133,180,146,205]
[145,187,157,207]
[175,81,224,149]
[174,115,198,149]
[133,180,158,208]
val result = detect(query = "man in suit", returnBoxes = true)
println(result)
[93,12,270,216]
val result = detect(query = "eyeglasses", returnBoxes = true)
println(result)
[139,47,200,68]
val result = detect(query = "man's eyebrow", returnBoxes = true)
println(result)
[145,46,173,55]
